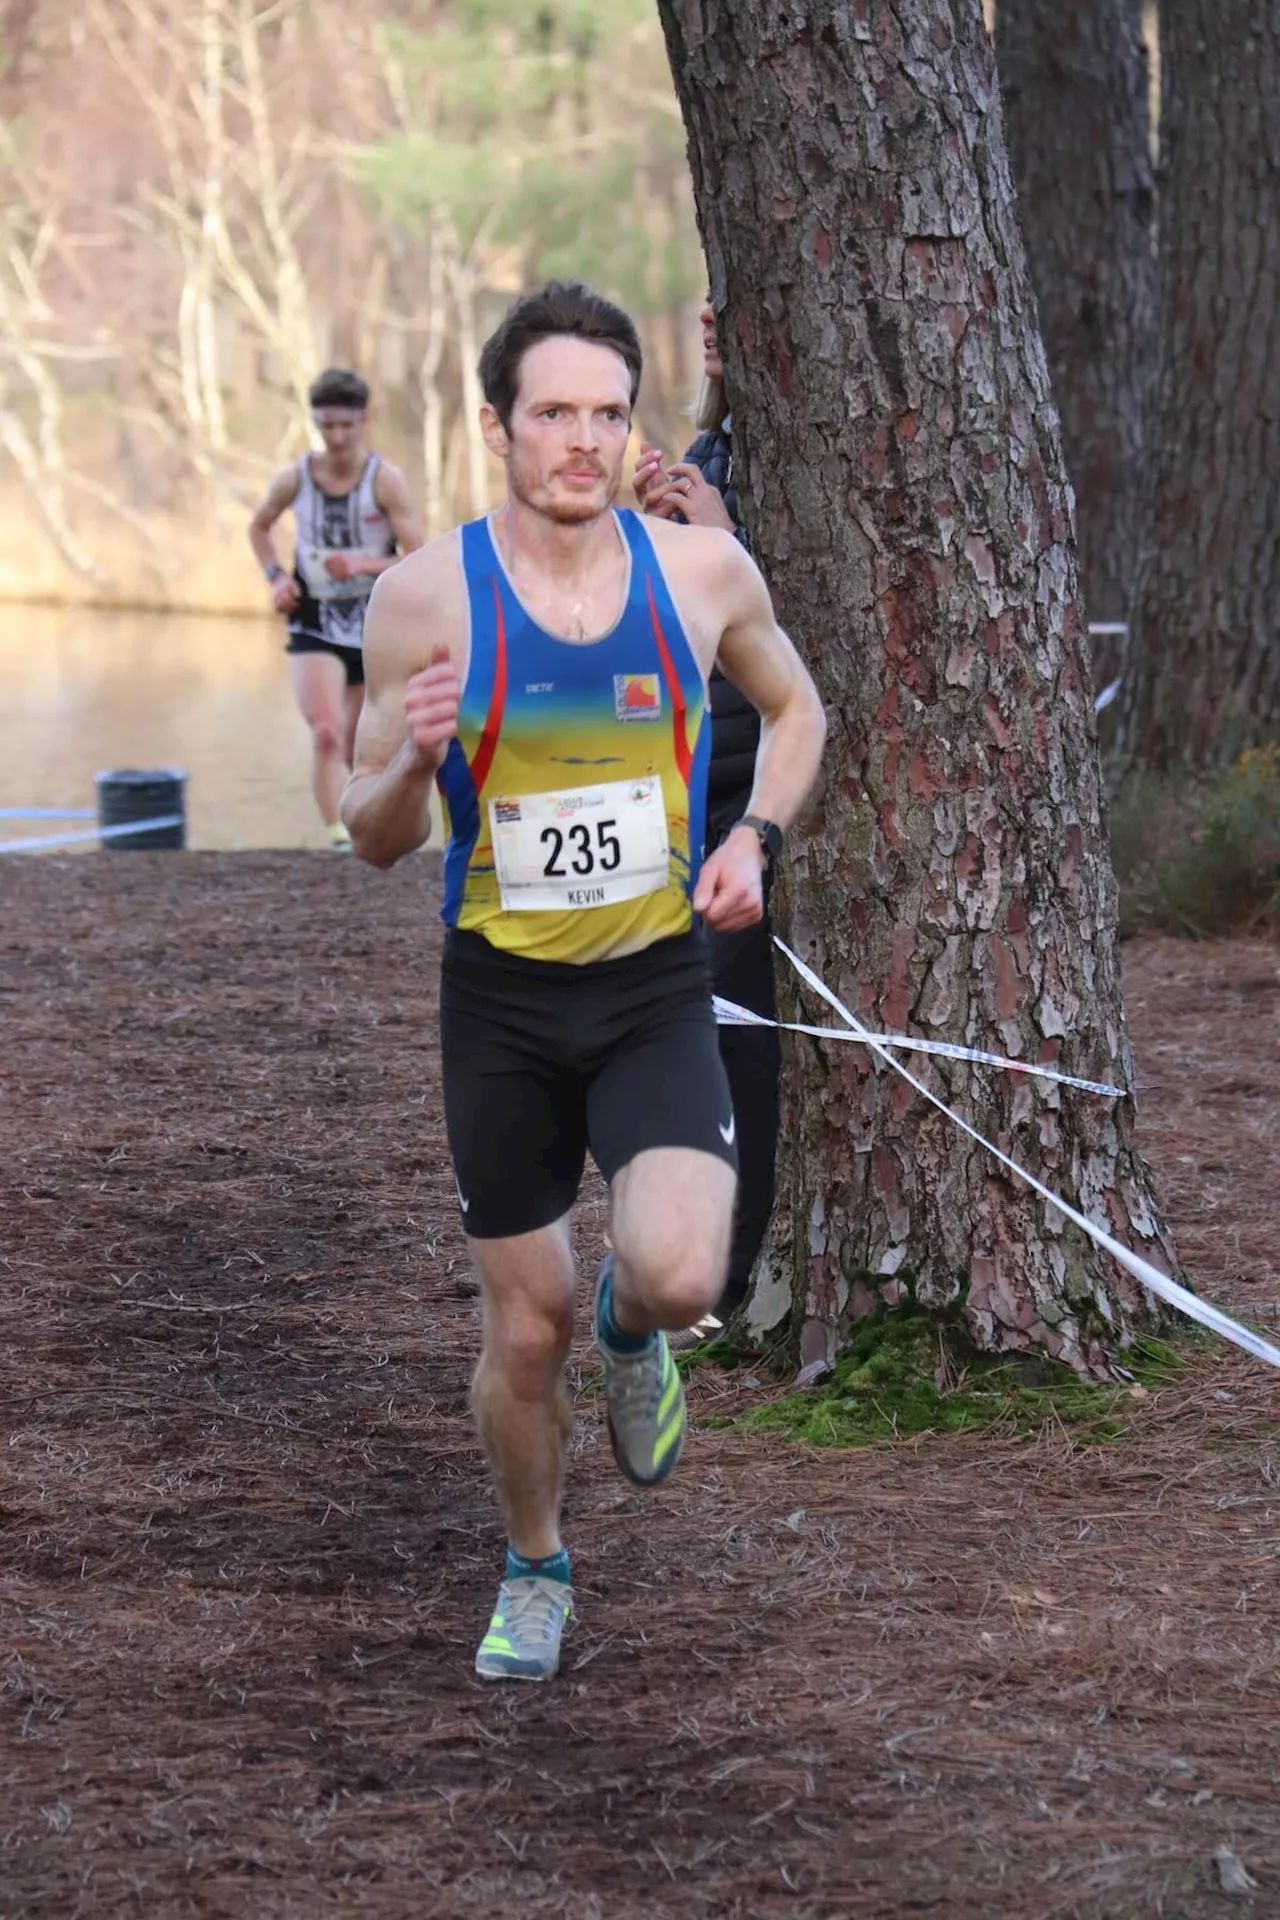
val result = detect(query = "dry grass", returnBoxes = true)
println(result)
[1108,749,1280,939]
[1,854,1278,1918]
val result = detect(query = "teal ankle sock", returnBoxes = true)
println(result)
[506,1544,571,1585]
[597,1264,653,1356]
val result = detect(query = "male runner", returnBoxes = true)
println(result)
[342,282,825,1682]
[248,368,422,847]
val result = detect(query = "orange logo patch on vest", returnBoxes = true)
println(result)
[614,673,662,721]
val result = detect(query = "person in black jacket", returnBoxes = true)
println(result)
[633,297,782,1331]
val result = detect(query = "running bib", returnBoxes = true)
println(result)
[488,776,670,913]
[298,547,376,604]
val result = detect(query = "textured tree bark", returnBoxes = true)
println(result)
[657,0,1177,1378]
[1119,0,1280,769]
[997,0,1156,659]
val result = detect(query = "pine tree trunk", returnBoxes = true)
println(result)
[1120,0,1280,769]
[997,0,1156,667]
[656,0,1177,1378]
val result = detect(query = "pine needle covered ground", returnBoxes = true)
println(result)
[2,854,1277,1918]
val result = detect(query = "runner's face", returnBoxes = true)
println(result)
[500,337,633,525]
[699,297,722,382]
[312,409,366,460]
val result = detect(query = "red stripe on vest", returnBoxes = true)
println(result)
[468,579,508,796]
[646,576,691,787]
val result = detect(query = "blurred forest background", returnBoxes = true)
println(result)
[3,0,1279,931]
[0,0,704,609]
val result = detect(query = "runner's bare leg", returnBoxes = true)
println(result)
[289,650,351,827]
[608,1146,735,1334]
[343,681,364,769]
[469,1214,577,1559]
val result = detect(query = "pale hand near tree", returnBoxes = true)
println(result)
[693,826,766,933]
[633,441,736,532]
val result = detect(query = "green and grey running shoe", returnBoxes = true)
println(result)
[474,1576,573,1682]
[594,1257,687,1486]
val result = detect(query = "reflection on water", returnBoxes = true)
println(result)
[2,604,358,852]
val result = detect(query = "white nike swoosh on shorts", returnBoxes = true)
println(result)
[719,1114,736,1145]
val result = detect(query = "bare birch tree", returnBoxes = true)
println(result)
[93,0,319,480]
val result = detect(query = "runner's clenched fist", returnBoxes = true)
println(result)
[405,644,460,769]
[692,825,766,932]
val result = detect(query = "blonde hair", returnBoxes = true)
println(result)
[694,371,727,436]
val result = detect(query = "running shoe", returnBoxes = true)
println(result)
[594,1257,687,1486]
[474,1575,573,1682]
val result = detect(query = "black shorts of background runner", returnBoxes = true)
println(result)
[706,799,780,1317]
[440,927,737,1241]
[285,630,365,687]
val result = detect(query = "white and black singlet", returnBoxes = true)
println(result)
[288,454,396,651]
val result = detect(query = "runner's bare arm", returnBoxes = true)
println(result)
[712,541,826,834]
[248,466,303,615]
[667,537,825,933]
[247,465,301,573]
[371,461,425,568]
[341,559,458,868]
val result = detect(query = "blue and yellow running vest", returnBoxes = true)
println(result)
[436,510,711,965]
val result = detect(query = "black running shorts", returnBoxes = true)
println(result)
[439,927,738,1240]
[285,630,365,687]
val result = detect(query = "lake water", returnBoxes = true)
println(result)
[2,604,371,852]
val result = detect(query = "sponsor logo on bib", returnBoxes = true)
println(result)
[614,673,662,721]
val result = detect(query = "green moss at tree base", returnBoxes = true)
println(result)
[693,1309,1192,1449]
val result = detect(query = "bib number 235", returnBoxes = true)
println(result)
[489,775,670,912]
[540,818,621,878]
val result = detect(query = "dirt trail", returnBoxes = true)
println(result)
[2,855,1277,1918]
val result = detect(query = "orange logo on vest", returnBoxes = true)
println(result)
[614,673,662,721]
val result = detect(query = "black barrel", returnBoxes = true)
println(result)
[95,769,187,851]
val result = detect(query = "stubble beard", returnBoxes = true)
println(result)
[508,449,620,526]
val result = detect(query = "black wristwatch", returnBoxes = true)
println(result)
[738,814,783,862]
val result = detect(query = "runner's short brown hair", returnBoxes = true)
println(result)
[479,282,642,431]
[309,368,370,412]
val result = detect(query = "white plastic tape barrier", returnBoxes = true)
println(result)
[0,815,184,854]
[713,996,1124,1098]
[739,936,1280,1371]
[1087,621,1126,712]
[0,807,96,820]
